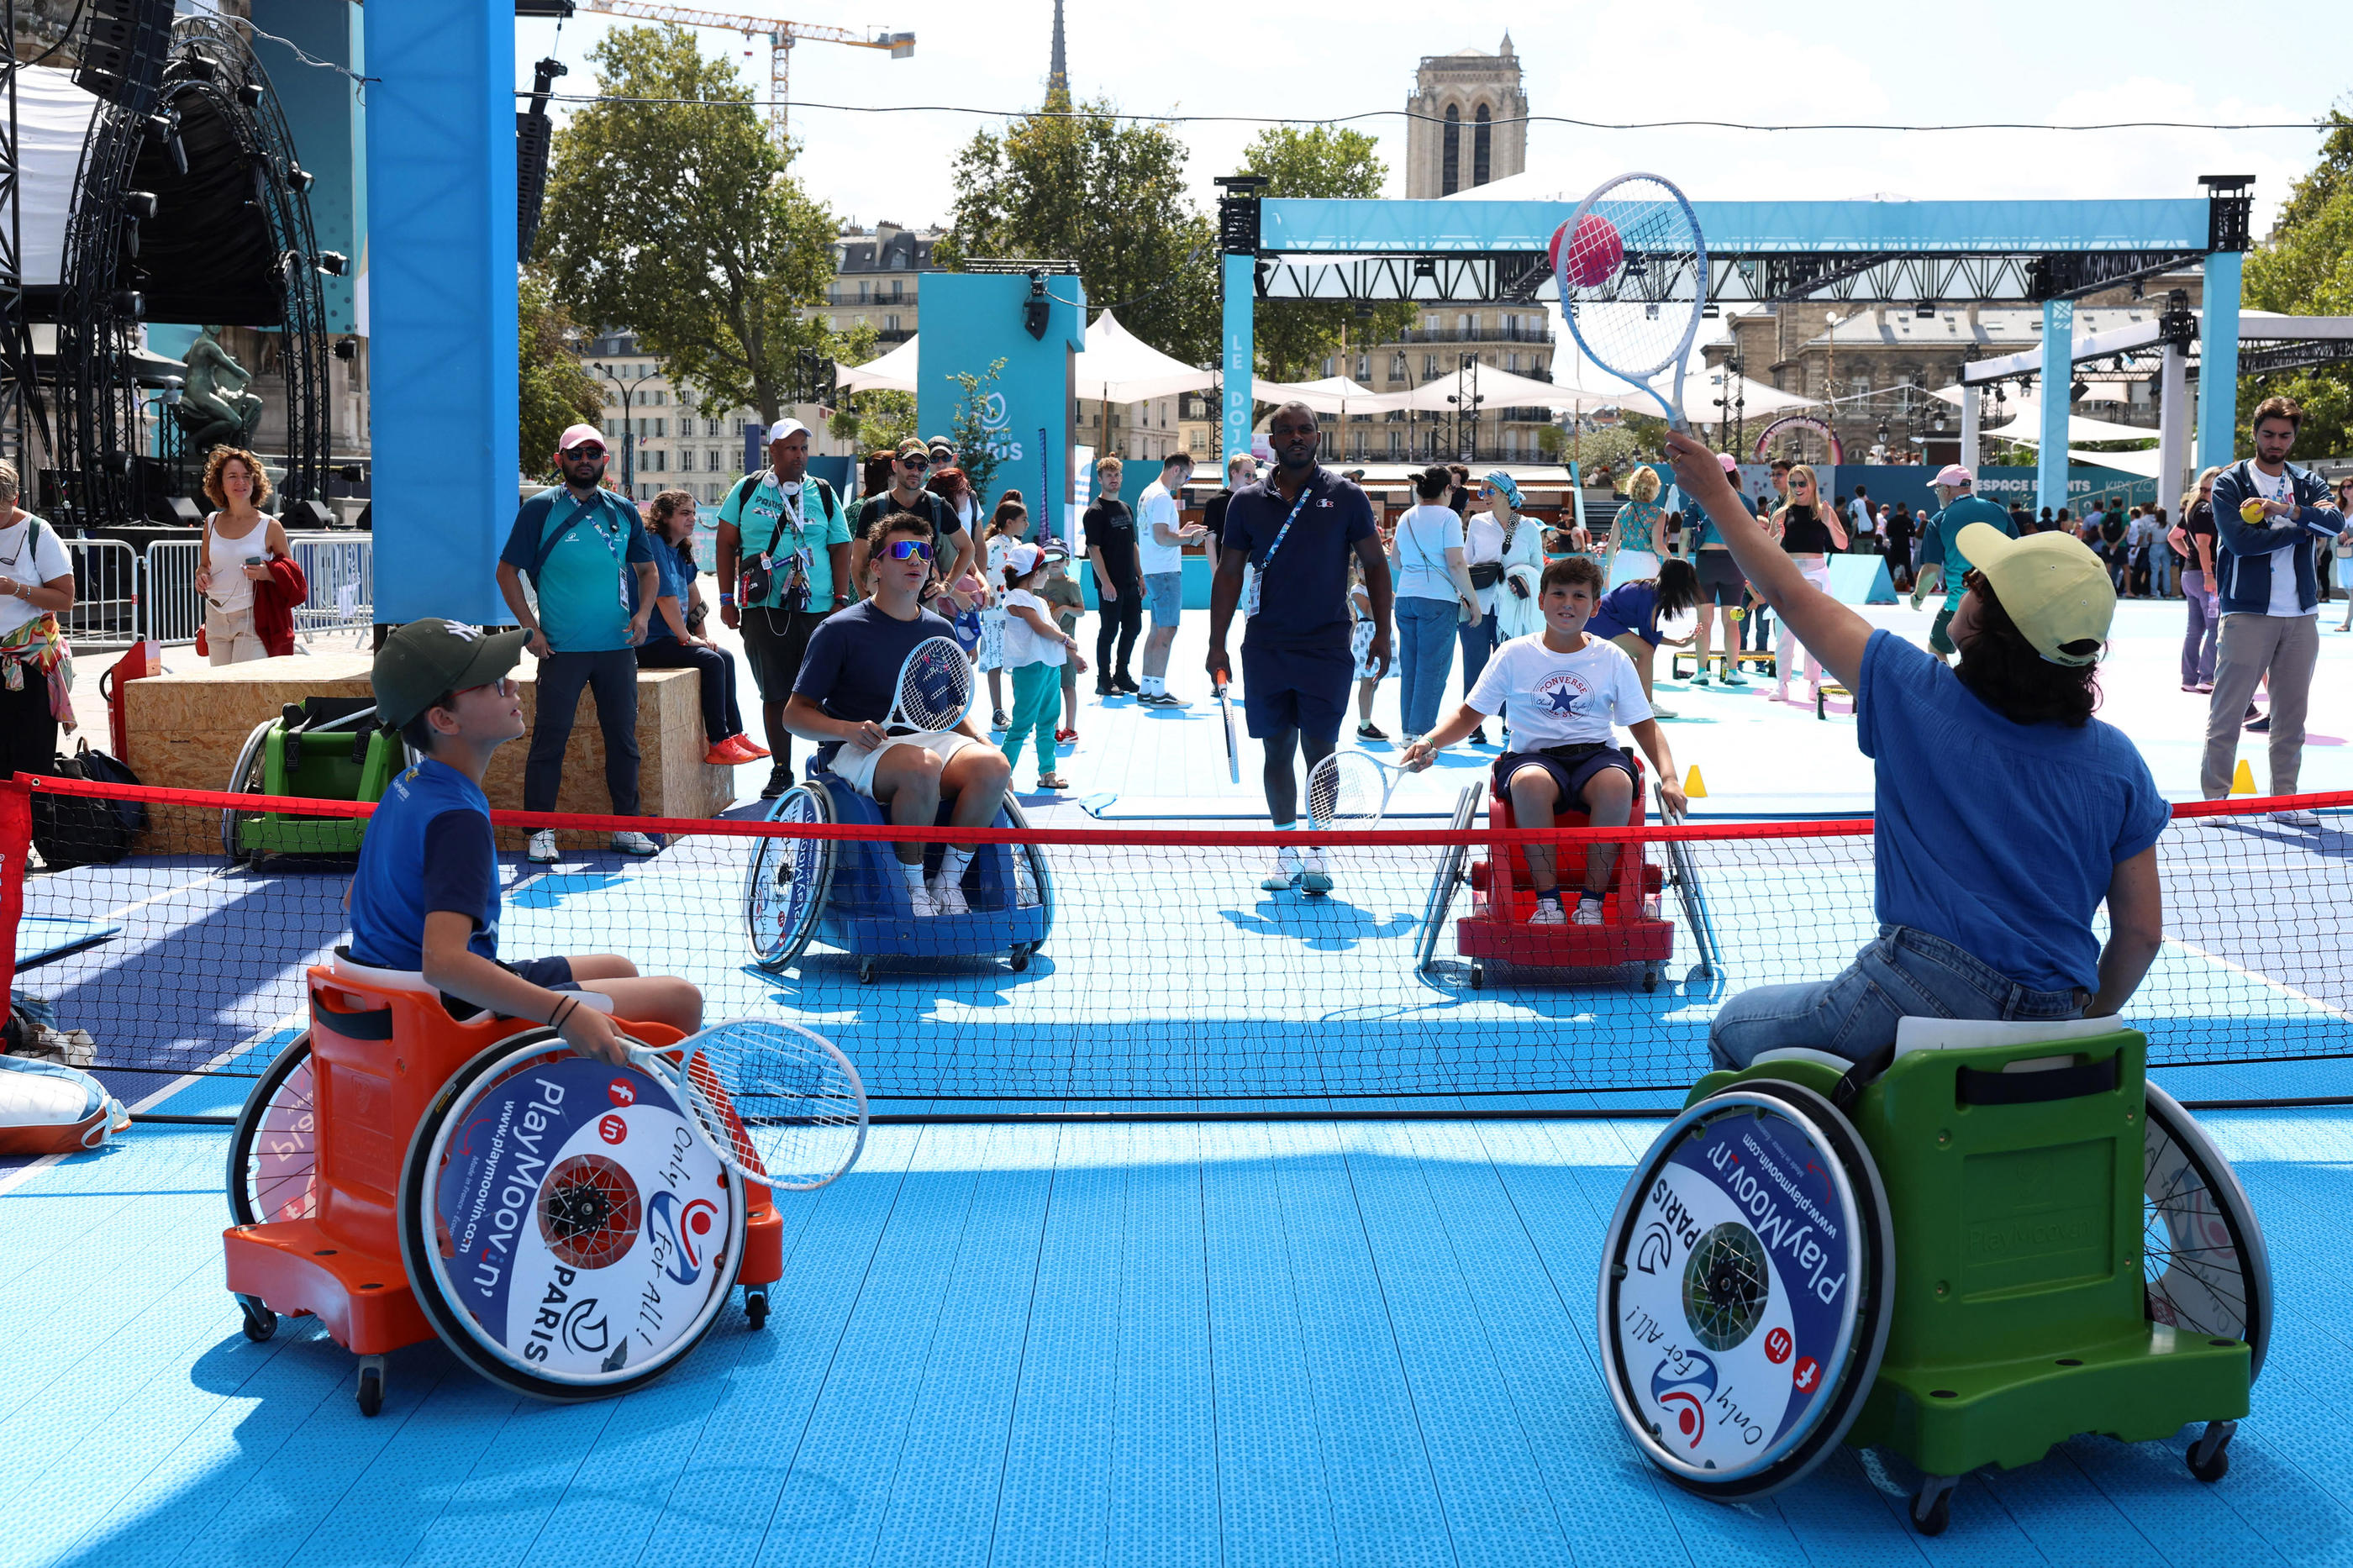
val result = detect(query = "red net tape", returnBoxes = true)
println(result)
[6,776,2348,1110]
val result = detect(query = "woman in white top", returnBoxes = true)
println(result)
[1387,464,1484,745]
[192,447,290,666]
[0,459,76,778]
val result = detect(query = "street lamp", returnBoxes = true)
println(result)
[591,358,662,497]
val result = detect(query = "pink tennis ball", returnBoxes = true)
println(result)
[1551,213,1624,290]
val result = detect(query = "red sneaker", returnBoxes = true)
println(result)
[729,734,771,760]
[1054,728,1078,745]
[703,740,744,766]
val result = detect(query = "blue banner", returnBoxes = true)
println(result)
[916,274,1086,547]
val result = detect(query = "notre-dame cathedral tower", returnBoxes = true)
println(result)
[1404,36,1529,198]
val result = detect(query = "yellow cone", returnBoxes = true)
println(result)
[2230,759,2256,796]
[1684,766,1708,799]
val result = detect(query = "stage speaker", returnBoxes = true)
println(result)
[282,500,336,531]
[73,0,176,110]
[156,496,203,529]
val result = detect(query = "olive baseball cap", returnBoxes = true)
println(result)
[372,618,530,728]
[1956,524,2113,666]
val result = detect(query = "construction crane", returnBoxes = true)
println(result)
[571,3,913,145]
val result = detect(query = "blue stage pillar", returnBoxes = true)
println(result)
[1222,252,1254,464]
[2037,298,2072,518]
[362,2,514,625]
[914,273,1084,545]
[2198,250,2243,470]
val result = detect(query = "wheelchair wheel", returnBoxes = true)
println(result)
[1416,782,1482,975]
[1656,781,1721,980]
[2145,1082,2272,1382]
[222,718,274,866]
[1598,1080,1894,1501]
[999,797,1052,931]
[746,781,836,972]
[226,1033,317,1228]
[397,1029,748,1403]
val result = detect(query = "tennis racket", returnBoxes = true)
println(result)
[1217,678,1239,784]
[1306,750,1409,830]
[627,1018,867,1192]
[1553,172,1708,430]
[884,634,974,736]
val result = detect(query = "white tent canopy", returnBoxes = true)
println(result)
[1377,358,1613,414]
[834,334,920,393]
[1684,365,1822,417]
[1074,311,1215,403]
[1932,385,2160,448]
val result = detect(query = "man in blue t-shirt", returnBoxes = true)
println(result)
[1207,402,1393,893]
[348,618,703,1060]
[1911,462,2018,660]
[495,423,661,863]
[1662,430,2167,1071]
[786,509,1013,918]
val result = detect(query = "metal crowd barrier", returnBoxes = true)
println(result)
[56,532,375,651]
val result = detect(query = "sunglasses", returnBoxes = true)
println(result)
[561,445,607,460]
[898,455,931,469]
[886,539,934,561]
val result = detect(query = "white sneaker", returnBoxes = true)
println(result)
[2271,808,2321,830]
[611,830,660,855]
[903,875,940,917]
[1528,899,1566,927]
[1572,897,1606,926]
[1261,845,1303,891]
[1298,848,1333,896]
[929,873,971,916]
[527,829,558,864]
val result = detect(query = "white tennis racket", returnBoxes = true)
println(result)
[884,634,974,735]
[627,1018,867,1192]
[1306,750,1410,830]
[1554,172,1708,430]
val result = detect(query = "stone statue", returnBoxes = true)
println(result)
[176,325,264,451]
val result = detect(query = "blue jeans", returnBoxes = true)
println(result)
[1396,597,1459,736]
[2179,570,2218,685]
[1458,610,1496,723]
[1708,925,2085,1071]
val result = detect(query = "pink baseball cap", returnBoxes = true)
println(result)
[556,423,608,454]
[1932,463,1973,488]
[1717,452,1740,474]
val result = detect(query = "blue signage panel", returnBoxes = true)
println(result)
[915,274,1085,547]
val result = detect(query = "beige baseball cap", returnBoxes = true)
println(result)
[1956,524,2113,666]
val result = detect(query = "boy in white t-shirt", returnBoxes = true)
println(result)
[1404,555,1687,926]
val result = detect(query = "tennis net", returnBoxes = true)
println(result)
[4,775,2348,1117]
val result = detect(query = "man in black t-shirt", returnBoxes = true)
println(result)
[1083,454,1142,694]
[850,436,972,592]
[1200,451,1256,575]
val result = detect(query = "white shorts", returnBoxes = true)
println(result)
[830,727,982,797]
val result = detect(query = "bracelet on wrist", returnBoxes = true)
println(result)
[719,593,736,604]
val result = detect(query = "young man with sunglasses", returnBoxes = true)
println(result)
[496,423,661,863]
[785,511,1013,917]
[850,436,975,592]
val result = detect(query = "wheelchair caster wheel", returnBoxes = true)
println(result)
[744,1285,769,1331]
[236,1294,277,1344]
[1008,943,1030,973]
[1910,1475,1956,1536]
[1643,965,1659,993]
[355,1356,385,1418]
[859,958,876,985]
[1468,964,1485,990]
[2188,1419,2235,1482]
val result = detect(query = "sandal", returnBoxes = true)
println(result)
[1036,774,1071,791]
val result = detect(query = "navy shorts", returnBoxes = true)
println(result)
[1694,550,1746,607]
[441,955,579,1020]
[1495,742,1635,811]
[1240,639,1352,744]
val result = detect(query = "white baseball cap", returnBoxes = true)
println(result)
[767,418,809,445]
[1932,463,1973,489]
[1003,543,1044,577]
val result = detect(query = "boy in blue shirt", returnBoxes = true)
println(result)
[347,618,703,1063]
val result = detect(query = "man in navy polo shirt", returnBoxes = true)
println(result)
[1207,401,1392,893]
[496,422,661,863]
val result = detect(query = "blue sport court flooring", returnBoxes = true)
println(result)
[4,1105,2352,1568]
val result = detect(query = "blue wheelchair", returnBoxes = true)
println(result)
[744,767,1053,983]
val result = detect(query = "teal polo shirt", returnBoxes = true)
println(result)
[502,486,655,652]
[720,473,853,608]
[1919,495,2017,611]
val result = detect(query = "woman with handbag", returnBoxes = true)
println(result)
[1389,465,1484,746]
[192,447,292,665]
[637,490,764,766]
[0,460,76,777]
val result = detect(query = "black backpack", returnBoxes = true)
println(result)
[29,740,142,870]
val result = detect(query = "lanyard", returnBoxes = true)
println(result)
[1255,476,1318,575]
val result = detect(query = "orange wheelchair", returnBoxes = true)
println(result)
[1419,757,1715,992]
[222,951,786,1415]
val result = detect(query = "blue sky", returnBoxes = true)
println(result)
[519,1,2344,236]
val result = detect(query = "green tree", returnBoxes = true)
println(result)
[945,358,1009,500]
[518,267,605,478]
[535,24,844,425]
[2237,108,2353,454]
[940,96,1219,366]
[1236,127,1419,381]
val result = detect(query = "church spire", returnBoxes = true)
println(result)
[1047,0,1069,100]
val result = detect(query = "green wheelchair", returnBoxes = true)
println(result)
[222,697,407,866]
[1598,1016,2267,1536]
